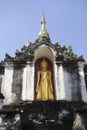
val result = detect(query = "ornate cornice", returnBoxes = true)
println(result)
[2,38,84,64]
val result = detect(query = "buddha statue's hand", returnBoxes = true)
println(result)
[36,86,39,93]
[50,84,53,92]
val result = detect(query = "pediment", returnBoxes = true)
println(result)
[3,39,84,63]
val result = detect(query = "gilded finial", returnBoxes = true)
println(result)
[38,10,49,38]
[41,10,46,25]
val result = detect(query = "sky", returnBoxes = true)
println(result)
[0,0,87,61]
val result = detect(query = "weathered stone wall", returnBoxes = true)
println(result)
[22,62,34,101]
[56,64,66,100]
[78,62,87,102]
[1,63,14,103]
[84,65,87,91]
[0,61,87,103]
[55,62,81,101]
[0,66,4,93]
[64,63,81,101]
[12,65,23,101]
[0,76,2,93]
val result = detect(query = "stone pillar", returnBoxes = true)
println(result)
[78,62,87,103]
[22,61,34,101]
[54,62,59,100]
[64,69,72,101]
[1,62,13,103]
[58,64,66,100]
[22,66,27,100]
[55,62,66,100]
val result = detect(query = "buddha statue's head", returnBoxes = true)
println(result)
[40,58,48,70]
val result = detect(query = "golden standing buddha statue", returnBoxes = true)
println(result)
[36,58,54,100]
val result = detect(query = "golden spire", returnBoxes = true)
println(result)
[38,11,49,38]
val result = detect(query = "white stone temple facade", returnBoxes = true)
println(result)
[0,12,87,104]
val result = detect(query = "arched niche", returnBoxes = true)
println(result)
[34,45,55,64]
[34,45,56,100]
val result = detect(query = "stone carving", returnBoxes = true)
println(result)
[21,101,74,127]
[4,38,84,63]
[0,93,4,100]
[73,113,85,130]
[35,36,51,44]
[4,53,14,62]
[57,108,71,125]
[78,55,85,61]
[0,101,87,129]
[0,113,21,130]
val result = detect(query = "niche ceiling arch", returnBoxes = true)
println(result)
[34,45,55,64]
